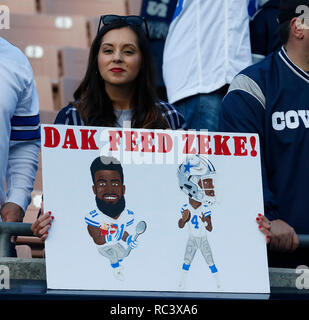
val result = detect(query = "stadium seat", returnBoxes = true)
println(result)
[87,1,143,41]
[127,0,143,15]
[59,47,89,80]
[0,0,37,15]
[88,16,101,42]
[35,76,54,111]
[1,13,89,49]
[15,245,33,258]
[16,237,45,258]
[40,110,58,124]
[39,0,127,17]
[57,76,81,109]
[14,43,59,83]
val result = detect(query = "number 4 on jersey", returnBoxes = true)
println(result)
[191,215,199,229]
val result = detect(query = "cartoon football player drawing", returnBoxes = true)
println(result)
[177,154,220,290]
[85,156,146,281]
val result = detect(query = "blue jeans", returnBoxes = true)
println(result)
[174,86,228,131]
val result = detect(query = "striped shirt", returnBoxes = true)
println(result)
[54,101,186,130]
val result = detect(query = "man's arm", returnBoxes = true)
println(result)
[1,64,40,222]
[219,76,280,221]
[219,77,298,251]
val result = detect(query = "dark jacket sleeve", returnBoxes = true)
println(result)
[54,104,83,125]
[219,89,280,221]
[250,1,281,57]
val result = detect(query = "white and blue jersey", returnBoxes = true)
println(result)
[0,37,40,213]
[181,203,212,237]
[220,46,309,234]
[85,208,135,247]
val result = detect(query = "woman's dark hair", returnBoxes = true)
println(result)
[73,21,169,129]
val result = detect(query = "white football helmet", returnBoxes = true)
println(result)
[177,155,216,205]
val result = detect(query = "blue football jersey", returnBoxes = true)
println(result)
[220,47,309,234]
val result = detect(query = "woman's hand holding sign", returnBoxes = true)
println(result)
[31,202,54,241]
[256,214,299,252]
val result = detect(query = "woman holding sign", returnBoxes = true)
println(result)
[32,15,186,239]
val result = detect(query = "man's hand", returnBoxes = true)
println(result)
[256,214,299,252]
[268,219,299,252]
[0,202,24,222]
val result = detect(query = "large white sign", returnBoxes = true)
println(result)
[41,125,269,293]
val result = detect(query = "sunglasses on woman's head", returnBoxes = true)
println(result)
[97,15,150,39]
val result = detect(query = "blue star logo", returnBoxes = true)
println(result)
[184,161,194,173]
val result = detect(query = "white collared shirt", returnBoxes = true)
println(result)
[162,0,253,104]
